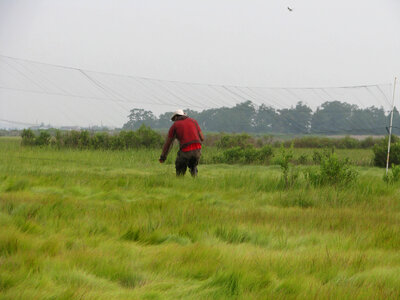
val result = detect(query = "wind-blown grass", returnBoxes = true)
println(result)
[0,137,400,299]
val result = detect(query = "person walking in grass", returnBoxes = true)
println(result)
[159,109,204,176]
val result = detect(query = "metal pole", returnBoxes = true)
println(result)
[386,77,397,175]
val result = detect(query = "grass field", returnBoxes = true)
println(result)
[1,137,400,299]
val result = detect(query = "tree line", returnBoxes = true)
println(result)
[123,101,399,135]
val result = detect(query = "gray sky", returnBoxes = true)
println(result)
[0,0,400,127]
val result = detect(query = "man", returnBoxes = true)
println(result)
[159,109,204,176]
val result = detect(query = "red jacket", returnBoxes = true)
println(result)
[168,117,202,149]
[160,116,204,159]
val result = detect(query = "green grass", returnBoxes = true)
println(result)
[1,137,400,299]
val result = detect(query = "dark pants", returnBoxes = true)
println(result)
[175,149,201,177]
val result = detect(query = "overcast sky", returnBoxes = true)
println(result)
[0,0,399,127]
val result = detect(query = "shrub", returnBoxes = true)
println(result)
[360,136,377,148]
[134,124,163,148]
[91,132,111,149]
[290,136,333,148]
[393,164,400,182]
[79,130,90,148]
[305,153,358,187]
[312,149,332,164]
[373,136,400,167]
[283,136,380,149]
[220,145,273,165]
[54,130,64,148]
[21,129,35,146]
[336,136,359,149]
[110,135,125,150]
[64,130,81,148]
[35,131,51,146]
[222,147,245,164]
[20,125,163,150]
[258,145,274,164]
[217,134,253,149]
[297,154,309,165]
[242,147,259,164]
[383,164,400,184]
[121,130,140,148]
[276,145,298,189]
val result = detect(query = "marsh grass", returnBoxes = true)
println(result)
[1,137,400,299]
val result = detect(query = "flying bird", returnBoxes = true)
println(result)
[287,6,293,12]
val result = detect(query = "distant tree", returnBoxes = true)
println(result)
[202,101,256,132]
[123,108,156,130]
[124,101,393,135]
[311,101,354,134]
[349,106,387,135]
[391,107,400,136]
[193,107,220,131]
[156,111,174,129]
[277,102,312,134]
[184,109,200,120]
[254,104,277,133]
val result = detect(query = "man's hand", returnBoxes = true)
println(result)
[160,136,174,164]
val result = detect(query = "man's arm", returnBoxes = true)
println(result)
[199,128,204,142]
[160,124,175,163]
[195,120,204,142]
[159,136,174,163]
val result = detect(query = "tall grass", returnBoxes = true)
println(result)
[1,137,399,299]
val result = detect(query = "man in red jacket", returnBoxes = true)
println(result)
[159,109,204,176]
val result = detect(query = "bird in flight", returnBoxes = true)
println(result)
[287,6,293,12]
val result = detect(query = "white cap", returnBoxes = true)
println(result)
[171,109,186,120]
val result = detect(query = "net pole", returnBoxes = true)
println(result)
[386,77,397,175]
